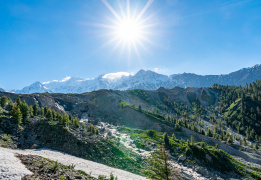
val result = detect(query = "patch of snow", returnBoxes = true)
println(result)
[55,103,65,112]
[103,72,131,81]
[0,147,32,180]
[1,147,146,180]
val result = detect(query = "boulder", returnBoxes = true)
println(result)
[206,154,212,162]
[30,144,39,149]
[178,155,186,161]
[195,166,208,176]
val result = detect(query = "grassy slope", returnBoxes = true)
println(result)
[118,127,261,179]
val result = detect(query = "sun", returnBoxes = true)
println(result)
[115,18,143,43]
[100,0,155,55]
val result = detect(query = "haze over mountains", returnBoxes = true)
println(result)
[5,64,261,94]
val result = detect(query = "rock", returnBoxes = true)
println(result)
[75,175,82,179]
[206,154,212,162]
[195,166,208,176]
[178,155,186,161]
[30,144,39,149]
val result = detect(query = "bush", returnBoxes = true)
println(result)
[147,130,156,137]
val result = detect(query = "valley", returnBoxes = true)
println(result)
[1,81,261,179]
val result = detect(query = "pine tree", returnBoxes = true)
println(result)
[60,112,69,126]
[19,100,29,118]
[15,97,21,106]
[0,96,8,108]
[163,132,170,149]
[81,123,85,129]
[187,139,190,146]
[243,137,247,146]
[40,107,45,117]
[45,108,53,121]
[172,133,176,140]
[191,135,195,146]
[56,111,62,121]
[227,136,233,145]
[52,109,57,120]
[206,128,213,137]
[73,117,80,127]
[10,105,22,124]
[143,144,174,180]
[239,139,242,145]
[87,125,95,133]
[33,103,38,116]
[94,128,99,135]
[138,104,142,111]
[29,106,34,117]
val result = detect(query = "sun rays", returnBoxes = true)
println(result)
[100,0,155,57]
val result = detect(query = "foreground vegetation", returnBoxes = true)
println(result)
[118,127,261,179]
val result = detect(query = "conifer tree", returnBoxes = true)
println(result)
[73,117,80,127]
[15,97,21,106]
[10,105,22,124]
[29,106,34,117]
[56,111,62,121]
[0,96,8,108]
[52,109,57,120]
[19,100,29,118]
[191,135,195,146]
[143,144,174,180]
[206,128,213,137]
[33,103,38,116]
[227,136,233,145]
[40,107,45,117]
[45,108,53,121]
[172,133,176,140]
[163,132,170,149]
[60,112,69,126]
[243,137,247,146]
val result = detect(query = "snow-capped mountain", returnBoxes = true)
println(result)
[0,87,5,92]
[12,64,261,94]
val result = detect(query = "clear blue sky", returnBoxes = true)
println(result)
[1,0,261,90]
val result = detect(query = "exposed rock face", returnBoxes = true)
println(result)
[12,64,261,94]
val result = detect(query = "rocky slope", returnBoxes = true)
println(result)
[12,64,261,94]
[1,84,261,179]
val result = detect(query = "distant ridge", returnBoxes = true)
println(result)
[11,64,261,94]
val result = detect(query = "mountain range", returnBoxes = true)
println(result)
[7,64,261,94]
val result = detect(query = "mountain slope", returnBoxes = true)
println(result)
[1,84,261,179]
[11,64,261,95]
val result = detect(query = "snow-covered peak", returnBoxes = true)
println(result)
[9,64,261,94]
[43,76,85,85]
[102,72,132,81]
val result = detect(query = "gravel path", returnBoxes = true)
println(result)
[0,147,147,180]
